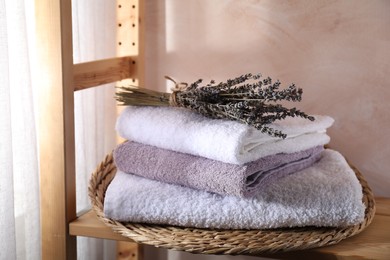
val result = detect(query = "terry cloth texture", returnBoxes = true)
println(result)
[115,106,334,164]
[114,142,324,197]
[104,149,365,229]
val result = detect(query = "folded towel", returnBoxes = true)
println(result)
[104,149,365,229]
[114,141,324,197]
[116,106,334,164]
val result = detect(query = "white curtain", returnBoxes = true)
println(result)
[72,0,118,259]
[0,0,40,259]
[0,0,117,259]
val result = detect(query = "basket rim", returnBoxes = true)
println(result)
[88,151,376,255]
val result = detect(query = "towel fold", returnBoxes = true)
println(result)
[105,149,365,229]
[114,142,324,197]
[116,106,334,164]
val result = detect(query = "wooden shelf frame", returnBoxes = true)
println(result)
[36,0,390,259]
[36,0,76,259]
[70,210,134,242]
[36,0,144,259]
[73,56,137,91]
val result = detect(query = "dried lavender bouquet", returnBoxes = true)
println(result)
[116,73,314,138]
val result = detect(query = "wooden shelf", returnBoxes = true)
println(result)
[273,199,390,259]
[69,210,133,242]
[69,198,390,259]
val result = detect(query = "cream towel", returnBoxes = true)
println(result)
[116,106,334,164]
[104,149,365,229]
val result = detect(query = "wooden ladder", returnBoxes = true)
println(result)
[36,0,144,259]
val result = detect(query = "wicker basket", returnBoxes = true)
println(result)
[88,152,375,255]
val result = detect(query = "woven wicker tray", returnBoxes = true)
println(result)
[88,152,376,255]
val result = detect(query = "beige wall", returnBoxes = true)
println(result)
[145,0,390,199]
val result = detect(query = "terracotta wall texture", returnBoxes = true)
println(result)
[144,0,390,197]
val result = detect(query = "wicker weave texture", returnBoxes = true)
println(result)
[88,153,375,255]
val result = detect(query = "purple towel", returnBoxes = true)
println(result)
[113,142,324,197]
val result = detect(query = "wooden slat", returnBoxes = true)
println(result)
[117,0,138,57]
[69,210,133,242]
[268,198,390,259]
[117,242,144,260]
[312,215,390,259]
[35,0,76,259]
[73,56,136,91]
[375,197,390,216]
[272,214,390,260]
[116,0,144,88]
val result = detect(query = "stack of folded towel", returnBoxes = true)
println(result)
[104,106,365,229]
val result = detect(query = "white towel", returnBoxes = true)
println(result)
[104,149,365,229]
[116,106,334,164]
